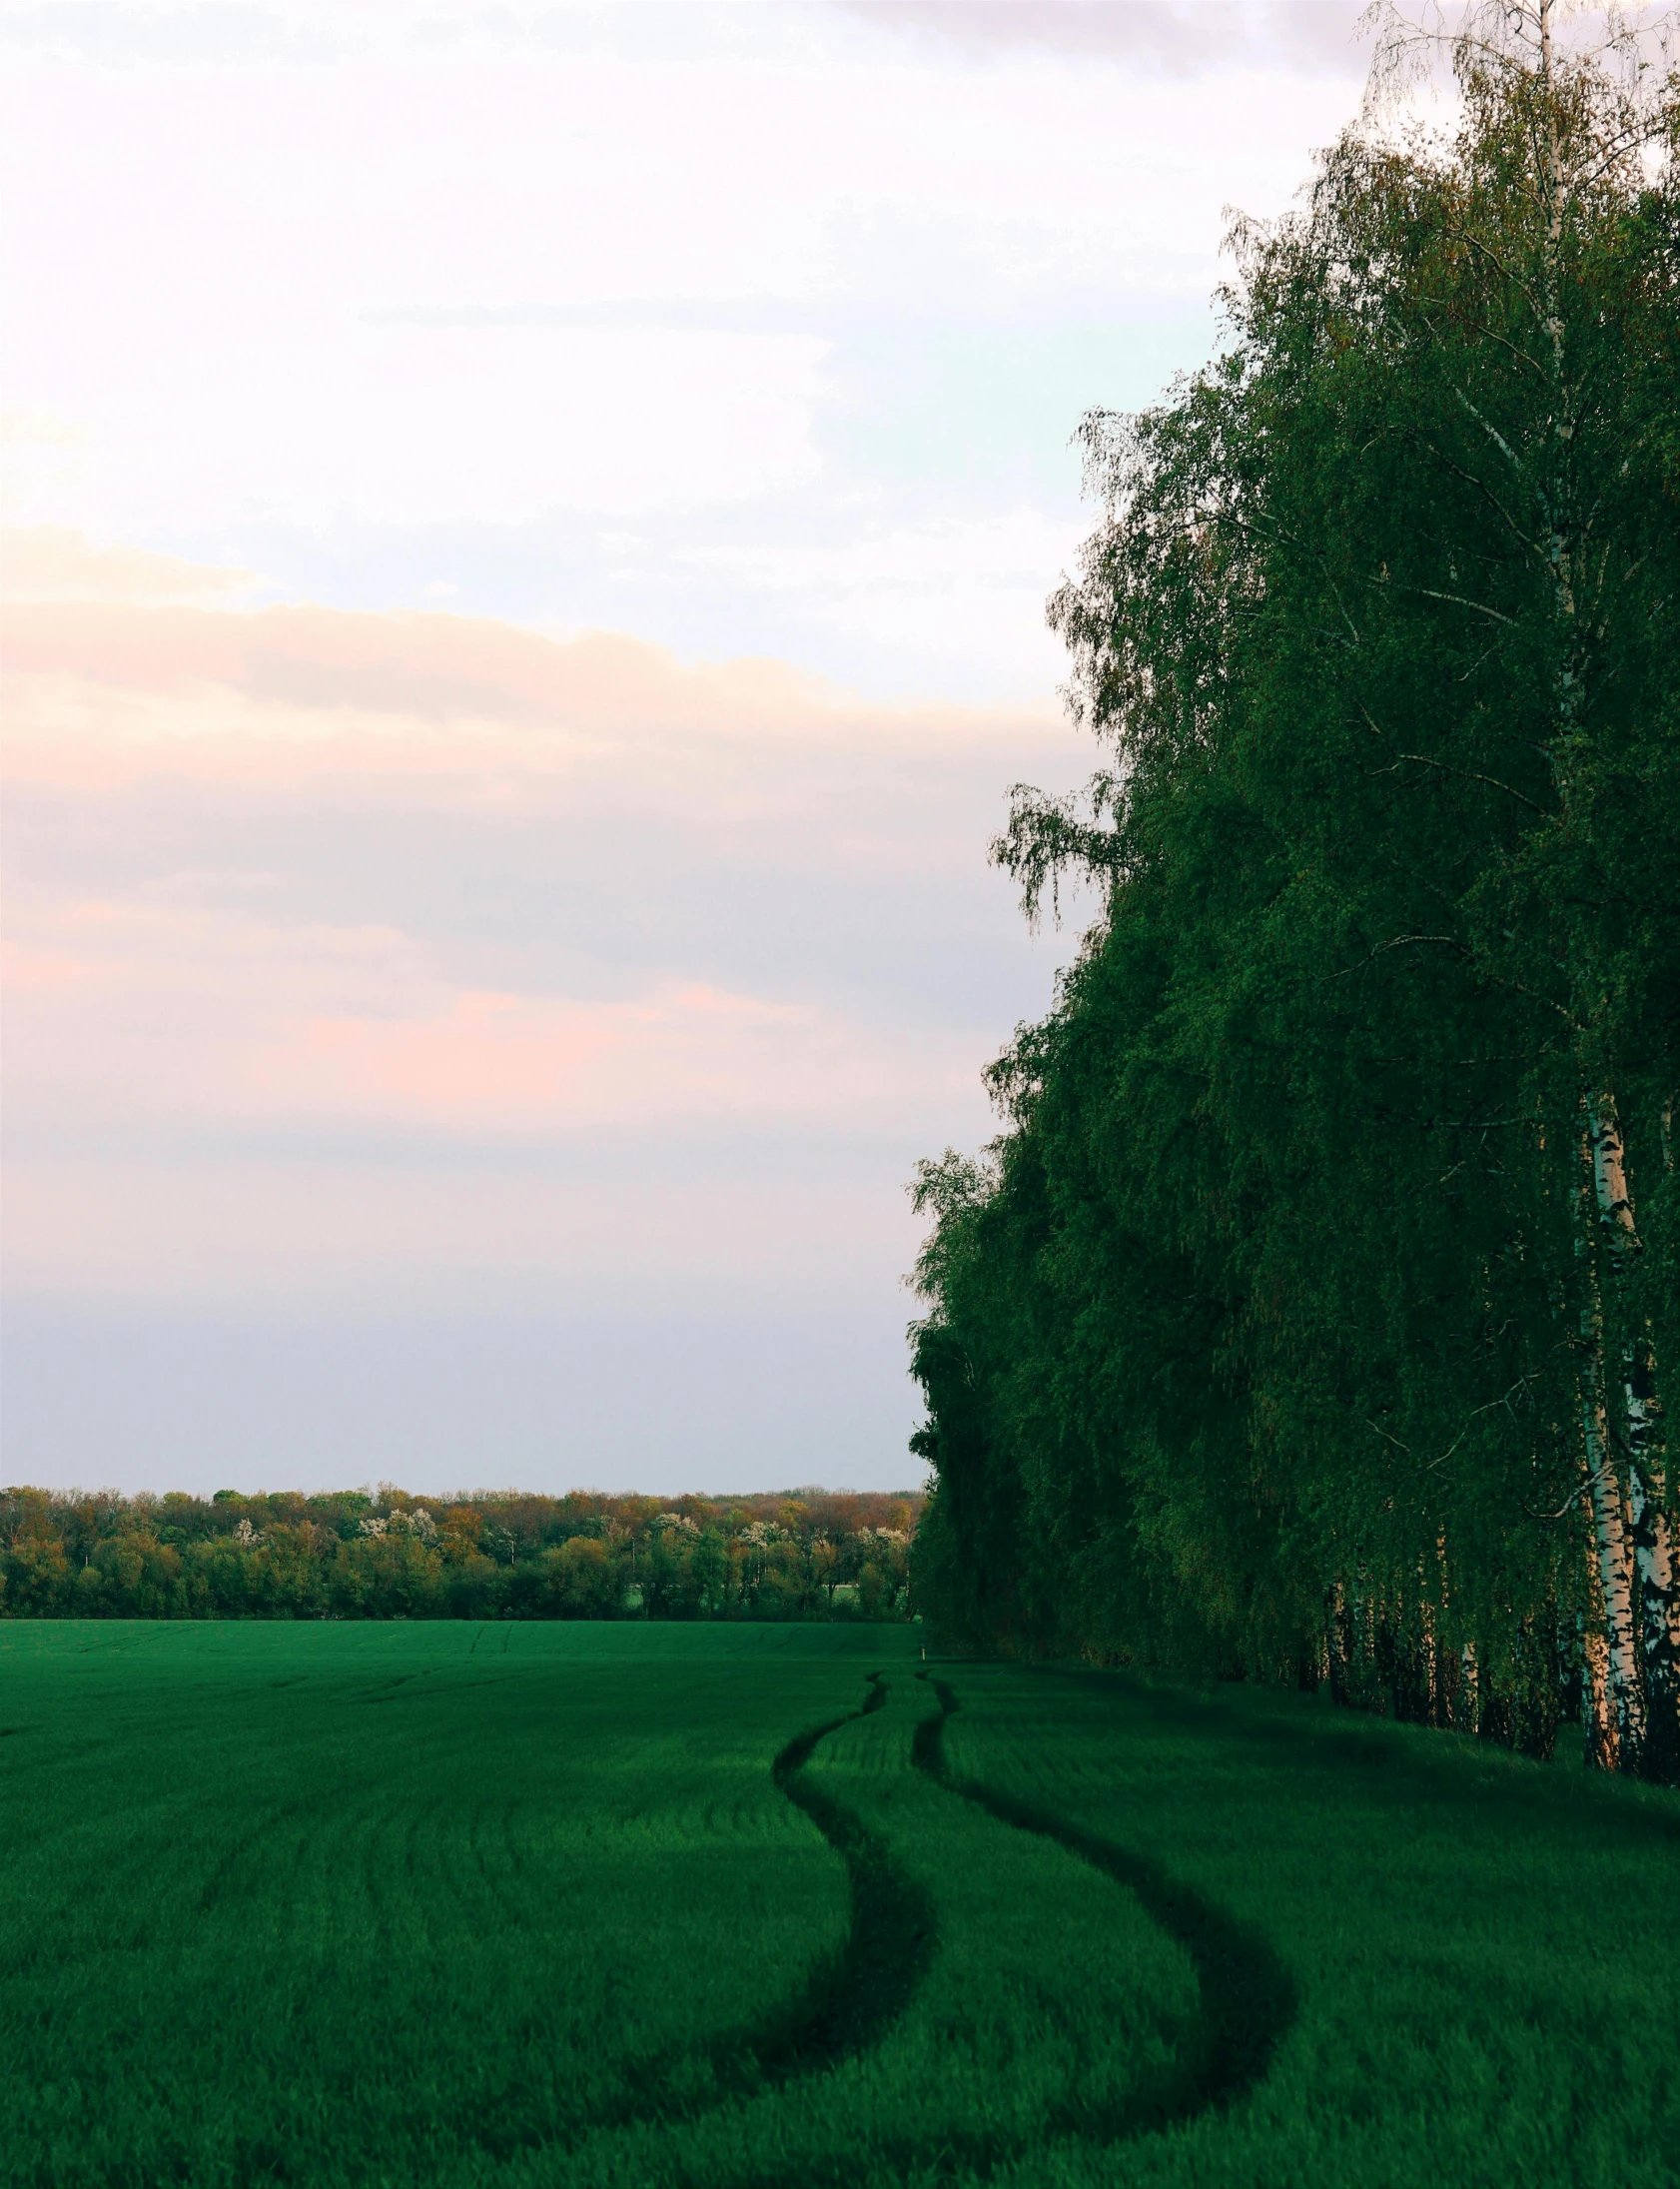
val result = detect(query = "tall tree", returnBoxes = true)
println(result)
[911,1,1679,1776]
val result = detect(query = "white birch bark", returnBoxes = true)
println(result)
[1582,1623,1612,1766]
[1419,1598,1440,1726]
[1459,1641,1480,1735]
[1587,1095,1676,1764]
[1652,1107,1680,1700]
[1326,1581,1351,1705]
[1630,1463,1678,1669]
[1578,1349,1641,1765]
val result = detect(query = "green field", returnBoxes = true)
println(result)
[2,1624,1675,2188]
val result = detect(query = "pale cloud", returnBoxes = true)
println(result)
[0,1,1370,75]
[2,552,1086,1323]
[682,510,1073,594]
[6,891,972,1141]
[0,524,258,604]
[680,509,1077,682]
[835,0,1370,75]
[0,330,832,534]
[1,578,835,746]
[2,15,1354,531]
[2,1151,919,1317]
[0,0,1365,717]
[0,933,117,995]
[0,0,1371,1485]
[260,980,960,1134]
[0,409,94,523]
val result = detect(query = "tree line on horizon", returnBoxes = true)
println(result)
[0,1485,920,1625]
[907,5,1680,1780]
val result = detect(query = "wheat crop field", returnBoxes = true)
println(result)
[1,1621,1675,2189]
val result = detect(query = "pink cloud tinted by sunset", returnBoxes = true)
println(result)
[1,530,1085,1318]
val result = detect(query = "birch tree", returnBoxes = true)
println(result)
[910,2,1680,1776]
[1350,0,1680,1770]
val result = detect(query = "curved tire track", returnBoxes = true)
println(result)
[483,1666,1293,2182]
[684,1669,1296,2189]
[759,1671,937,2076]
[914,1669,1297,2129]
[466,1670,936,2161]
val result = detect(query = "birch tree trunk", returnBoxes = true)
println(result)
[1589,1097,1678,1772]
[1523,0,1669,1770]
[1459,1641,1480,1735]
[1578,1332,1641,1767]
[1582,1621,1613,1767]
[1326,1582,1352,1706]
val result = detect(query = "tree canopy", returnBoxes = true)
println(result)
[909,2,1680,1779]
[0,1485,918,1625]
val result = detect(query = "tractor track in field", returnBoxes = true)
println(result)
[689,1669,1295,2189]
[622,1668,1294,2189]
[913,1669,1297,2131]
[761,1670,937,2072]
[477,1667,1292,2183]
[466,1669,937,2164]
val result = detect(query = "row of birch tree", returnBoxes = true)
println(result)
[908,3,1680,1779]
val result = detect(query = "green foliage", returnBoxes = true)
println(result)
[909,13,1680,1775]
[0,1486,920,1625]
[1,1626,1673,2187]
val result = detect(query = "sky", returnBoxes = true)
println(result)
[1,0,1375,1497]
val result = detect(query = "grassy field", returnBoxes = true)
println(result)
[1,1624,1675,2188]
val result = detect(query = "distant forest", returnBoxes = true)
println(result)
[0,1487,919,1624]
[908,11,1680,1780]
